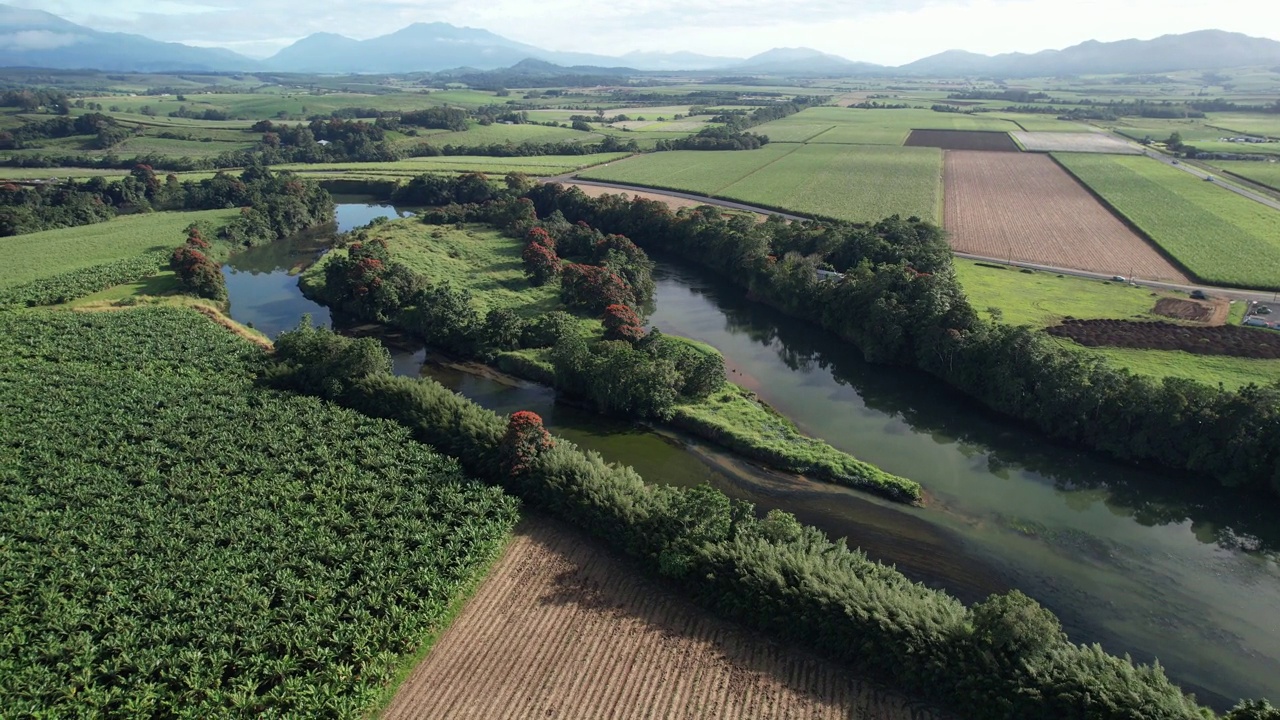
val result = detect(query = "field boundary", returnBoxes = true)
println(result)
[1222,169,1280,195]
[367,528,516,719]
[566,176,841,222]
[1046,153,1200,284]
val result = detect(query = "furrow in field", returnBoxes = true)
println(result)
[384,516,948,719]
[943,151,1187,282]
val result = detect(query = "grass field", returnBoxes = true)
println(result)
[579,144,942,222]
[955,261,1275,389]
[112,136,257,157]
[406,122,604,147]
[1213,161,1280,191]
[1054,153,1280,289]
[284,153,629,176]
[753,107,1021,146]
[0,209,239,289]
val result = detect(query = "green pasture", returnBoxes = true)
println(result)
[1213,161,1280,191]
[0,209,238,289]
[752,107,1020,146]
[1206,113,1280,138]
[955,261,1272,389]
[1054,153,1280,289]
[579,143,942,222]
[112,136,256,158]
[413,122,604,147]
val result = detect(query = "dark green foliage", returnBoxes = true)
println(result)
[481,307,526,353]
[1227,700,1280,719]
[521,310,577,348]
[407,282,482,354]
[267,323,1214,720]
[320,237,425,322]
[266,315,392,399]
[551,334,681,419]
[0,309,517,717]
[639,329,725,400]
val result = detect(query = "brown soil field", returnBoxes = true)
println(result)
[382,516,947,720]
[944,151,1189,282]
[1048,318,1280,357]
[1152,297,1229,325]
[905,130,1019,152]
[564,182,768,222]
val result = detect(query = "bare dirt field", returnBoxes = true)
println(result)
[943,151,1189,281]
[1153,297,1229,325]
[1011,131,1141,154]
[382,516,945,720]
[906,130,1019,151]
[1048,318,1280,357]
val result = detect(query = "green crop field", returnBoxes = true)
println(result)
[579,144,797,194]
[982,113,1093,132]
[415,122,605,147]
[1213,161,1280,191]
[1054,153,1280,288]
[579,143,942,222]
[0,209,239,289]
[954,261,1184,328]
[1206,113,1280,138]
[277,152,631,178]
[0,307,517,716]
[113,136,257,157]
[955,261,1273,389]
[753,107,1021,146]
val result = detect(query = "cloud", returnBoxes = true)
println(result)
[0,30,83,51]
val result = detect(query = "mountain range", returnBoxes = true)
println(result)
[3,4,1280,77]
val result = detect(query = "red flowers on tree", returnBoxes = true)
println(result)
[499,410,554,476]
[560,263,635,312]
[522,242,561,286]
[601,304,645,344]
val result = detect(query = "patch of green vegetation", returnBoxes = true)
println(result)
[672,385,921,501]
[275,152,631,178]
[1054,152,1280,289]
[0,209,239,289]
[955,261,1280,390]
[1214,160,1280,192]
[0,306,518,716]
[954,261,1178,327]
[1075,345,1280,391]
[412,122,604,147]
[579,143,942,222]
[752,107,1020,146]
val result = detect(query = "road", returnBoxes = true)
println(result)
[540,174,1280,307]
[1139,148,1280,212]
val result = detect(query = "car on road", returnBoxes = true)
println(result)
[1190,289,1207,300]
[1258,305,1273,315]
[1172,160,1179,165]
[1111,275,1127,282]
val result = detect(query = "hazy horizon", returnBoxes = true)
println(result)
[12,0,1280,65]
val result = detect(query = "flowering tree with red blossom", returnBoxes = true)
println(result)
[499,410,554,476]
[601,304,645,344]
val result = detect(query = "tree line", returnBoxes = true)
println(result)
[0,166,333,240]
[514,183,1280,502]
[264,321,1277,720]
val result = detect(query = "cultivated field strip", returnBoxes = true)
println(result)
[1010,131,1140,154]
[943,151,1188,281]
[383,517,945,720]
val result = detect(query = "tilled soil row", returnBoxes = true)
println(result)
[1048,318,1280,358]
[382,515,948,720]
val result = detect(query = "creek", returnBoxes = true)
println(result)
[219,199,1280,710]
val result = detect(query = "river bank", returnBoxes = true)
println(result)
[215,199,1280,710]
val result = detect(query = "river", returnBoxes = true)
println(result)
[221,200,1280,710]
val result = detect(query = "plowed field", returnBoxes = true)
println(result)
[383,516,945,720]
[943,152,1188,281]
[906,130,1019,151]
[1048,319,1280,358]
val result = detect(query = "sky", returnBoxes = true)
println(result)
[13,0,1280,64]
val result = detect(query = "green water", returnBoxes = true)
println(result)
[221,204,1280,710]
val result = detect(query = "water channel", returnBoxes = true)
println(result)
[221,200,1280,710]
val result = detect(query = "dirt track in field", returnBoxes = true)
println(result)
[943,151,1189,282]
[565,182,728,213]
[382,516,946,720]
